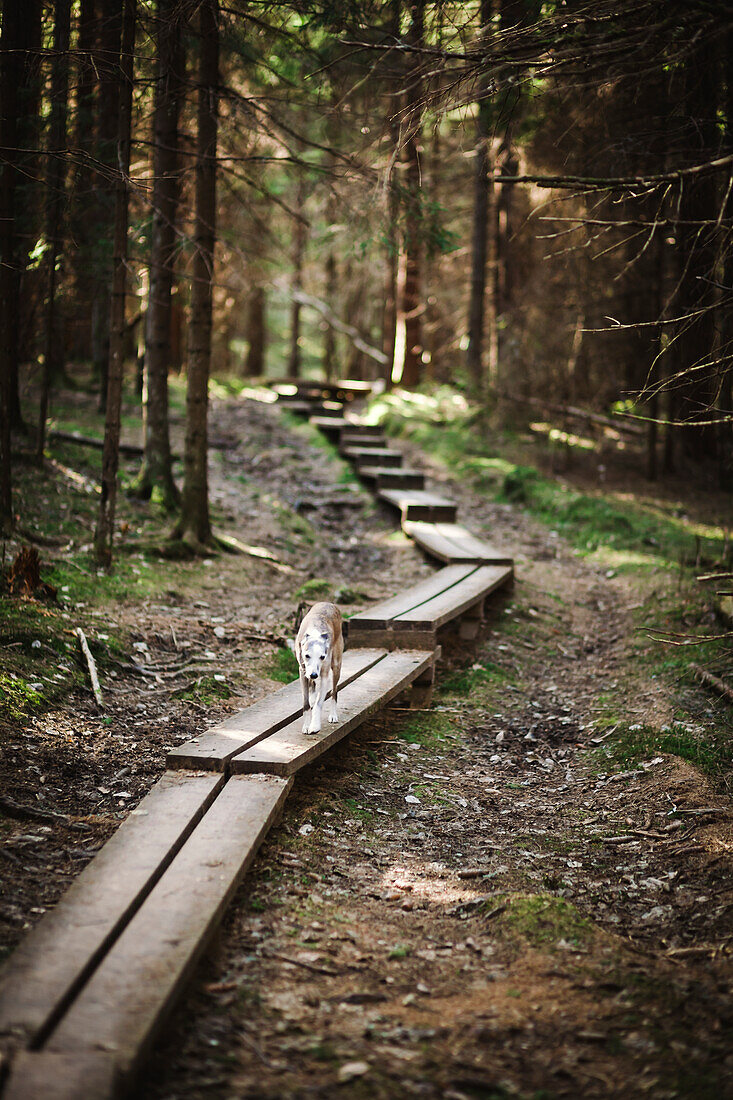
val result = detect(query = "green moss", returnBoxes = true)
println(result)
[497,894,594,948]
[173,675,231,704]
[388,943,411,959]
[267,646,299,684]
[295,577,332,600]
[440,661,512,696]
[395,711,458,747]
[0,673,43,721]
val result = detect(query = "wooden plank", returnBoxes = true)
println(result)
[233,651,434,776]
[358,466,425,490]
[343,447,403,468]
[310,416,349,435]
[167,649,387,771]
[339,434,385,452]
[347,565,477,628]
[0,771,224,1051]
[396,565,513,630]
[45,775,292,1081]
[378,488,457,523]
[2,1051,118,1100]
[403,521,514,565]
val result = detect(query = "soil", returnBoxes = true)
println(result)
[2,391,732,1099]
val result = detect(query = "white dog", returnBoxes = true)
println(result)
[295,601,343,735]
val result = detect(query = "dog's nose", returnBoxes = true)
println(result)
[310,672,318,680]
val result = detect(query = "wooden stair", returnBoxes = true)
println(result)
[403,520,513,565]
[378,487,457,523]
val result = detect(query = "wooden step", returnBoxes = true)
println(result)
[277,399,312,416]
[272,378,371,401]
[343,447,403,469]
[378,488,457,523]
[167,649,387,771]
[44,775,291,1086]
[339,423,384,437]
[232,650,434,777]
[3,1051,117,1100]
[403,520,514,565]
[359,467,426,491]
[0,771,223,1052]
[339,434,385,453]
[395,564,513,633]
[347,565,476,641]
[310,416,350,436]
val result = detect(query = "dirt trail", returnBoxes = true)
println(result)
[133,398,732,1099]
[2,393,732,1098]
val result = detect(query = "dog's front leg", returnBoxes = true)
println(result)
[308,675,324,734]
[301,670,311,734]
[328,665,339,724]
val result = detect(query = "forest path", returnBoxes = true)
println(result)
[136,396,733,1100]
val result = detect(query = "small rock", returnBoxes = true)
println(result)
[405,794,420,805]
[299,823,314,836]
[338,1061,369,1083]
[213,626,226,639]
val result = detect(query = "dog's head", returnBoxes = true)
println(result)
[300,632,330,681]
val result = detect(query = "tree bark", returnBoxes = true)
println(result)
[382,0,401,388]
[174,0,219,548]
[37,0,72,461]
[133,0,184,509]
[287,192,307,378]
[672,41,720,464]
[395,0,425,389]
[244,286,266,377]
[93,0,136,565]
[94,0,124,411]
[71,0,98,361]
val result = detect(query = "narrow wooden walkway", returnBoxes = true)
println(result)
[0,380,514,1100]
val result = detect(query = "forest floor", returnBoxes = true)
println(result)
[1,377,733,1099]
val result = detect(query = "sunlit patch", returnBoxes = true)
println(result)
[379,861,491,906]
[529,422,597,452]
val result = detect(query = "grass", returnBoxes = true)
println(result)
[295,577,332,600]
[595,720,733,776]
[267,646,299,684]
[440,660,513,696]
[394,710,458,748]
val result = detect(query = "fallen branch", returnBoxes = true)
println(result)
[690,663,733,705]
[76,627,104,707]
[0,795,69,824]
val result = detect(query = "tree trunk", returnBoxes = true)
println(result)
[174,0,219,548]
[672,41,720,464]
[93,0,136,565]
[719,30,733,490]
[466,112,491,403]
[382,0,401,388]
[0,0,42,452]
[94,0,124,411]
[244,287,266,377]
[37,0,72,461]
[287,197,307,378]
[71,0,98,361]
[396,0,425,390]
[0,0,23,531]
[133,0,184,509]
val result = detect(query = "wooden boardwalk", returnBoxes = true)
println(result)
[0,380,514,1100]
